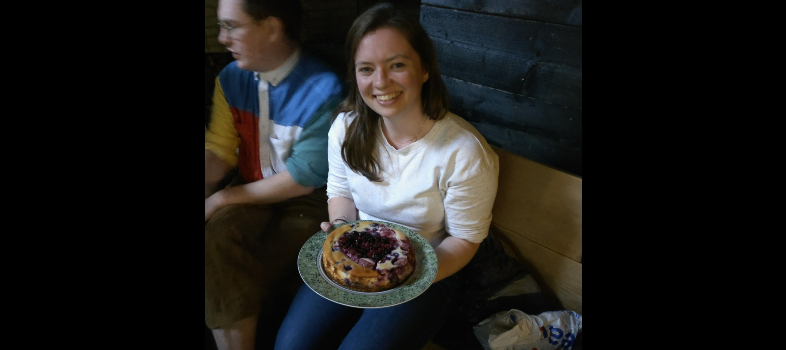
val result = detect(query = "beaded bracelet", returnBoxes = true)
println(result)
[331,216,349,225]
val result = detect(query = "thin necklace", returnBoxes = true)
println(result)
[383,117,428,144]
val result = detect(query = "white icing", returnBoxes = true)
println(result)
[392,246,406,256]
[375,246,407,270]
[376,260,395,270]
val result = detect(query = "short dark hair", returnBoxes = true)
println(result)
[242,0,302,41]
[337,2,449,182]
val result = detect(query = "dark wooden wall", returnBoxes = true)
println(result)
[207,1,582,176]
[421,0,582,176]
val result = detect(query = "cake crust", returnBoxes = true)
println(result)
[321,222,417,292]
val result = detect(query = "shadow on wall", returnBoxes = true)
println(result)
[205,52,235,128]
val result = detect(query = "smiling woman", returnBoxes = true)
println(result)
[354,27,430,144]
[336,3,449,181]
[274,3,502,350]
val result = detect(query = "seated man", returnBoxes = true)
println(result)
[204,0,344,349]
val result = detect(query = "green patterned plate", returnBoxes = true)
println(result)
[297,220,438,308]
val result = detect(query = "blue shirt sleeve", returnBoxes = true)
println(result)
[285,97,342,188]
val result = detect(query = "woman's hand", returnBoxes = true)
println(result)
[321,215,350,233]
[323,197,358,232]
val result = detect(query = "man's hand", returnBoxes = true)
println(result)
[205,191,225,222]
[205,171,313,223]
[206,150,232,199]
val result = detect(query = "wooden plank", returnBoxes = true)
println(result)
[421,0,583,27]
[523,62,581,109]
[420,6,582,68]
[491,145,582,261]
[491,223,582,314]
[444,76,582,176]
[432,37,536,95]
[432,38,582,108]
[475,121,582,176]
[444,77,582,141]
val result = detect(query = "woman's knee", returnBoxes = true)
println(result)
[276,285,361,350]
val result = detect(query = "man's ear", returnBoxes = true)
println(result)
[423,70,429,83]
[266,17,285,42]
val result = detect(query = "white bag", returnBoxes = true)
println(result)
[473,309,582,350]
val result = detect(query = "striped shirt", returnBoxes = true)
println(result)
[206,50,345,187]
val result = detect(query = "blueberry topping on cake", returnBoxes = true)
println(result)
[321,221,417,292]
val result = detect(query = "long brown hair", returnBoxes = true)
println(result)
[336,3,449,182]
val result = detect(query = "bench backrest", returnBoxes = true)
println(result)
[490,146,582,314]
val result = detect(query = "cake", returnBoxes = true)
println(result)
[321,221,417,292]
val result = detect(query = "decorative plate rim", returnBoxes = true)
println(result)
[297,220,438,308]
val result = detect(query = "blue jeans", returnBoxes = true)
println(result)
[275,277,461,350]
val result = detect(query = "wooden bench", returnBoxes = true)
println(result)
[423,145,582,350]
[204,145,582,350]
[490,145,582,314]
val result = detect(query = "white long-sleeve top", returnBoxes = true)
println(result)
[326,112,499,248]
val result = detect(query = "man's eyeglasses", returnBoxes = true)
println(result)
[218,20,257,39]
